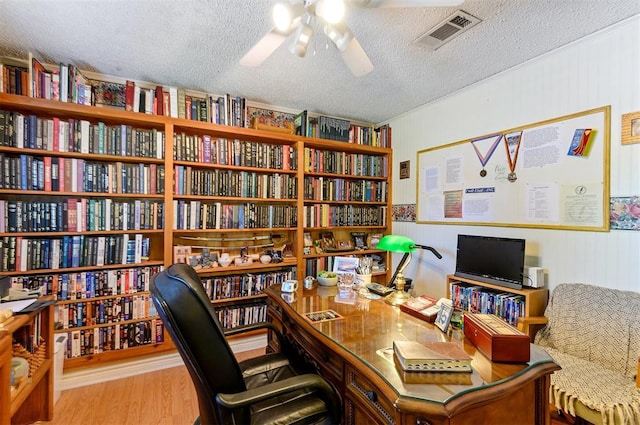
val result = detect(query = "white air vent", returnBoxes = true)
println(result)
[414,10,481,50]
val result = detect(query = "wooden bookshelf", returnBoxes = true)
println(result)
[446,274,548,323]
[0,92,392,370]
[0,299,55,425]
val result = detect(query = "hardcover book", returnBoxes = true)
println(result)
[393,340,472,373]
[399,295,439,323]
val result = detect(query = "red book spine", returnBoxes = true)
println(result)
[125,81,135,112]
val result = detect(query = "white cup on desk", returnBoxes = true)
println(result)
[355,274,372,288]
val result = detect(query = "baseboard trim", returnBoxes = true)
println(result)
[60,334,267,390]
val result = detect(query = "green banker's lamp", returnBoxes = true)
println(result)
[376,235,443,306]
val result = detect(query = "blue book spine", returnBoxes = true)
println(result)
[60,274,68,300]
[61,236,70,269]
[20,155,27,190]
[86,272,93,298]
[71,235,82,268]
[27,115,37,149]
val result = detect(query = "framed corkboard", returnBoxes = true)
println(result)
[416,106,610,231]
[621,111,640,145]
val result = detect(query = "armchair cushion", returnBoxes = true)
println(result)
[543,347,640,425]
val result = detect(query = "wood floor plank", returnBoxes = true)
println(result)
[43,348,264,425]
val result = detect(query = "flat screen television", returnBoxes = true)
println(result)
[454,234,525,290]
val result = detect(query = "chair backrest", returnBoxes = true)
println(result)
[150,263,246,424]
[535,282,640,378]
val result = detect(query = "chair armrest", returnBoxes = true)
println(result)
[517,316,548,341]
[224,322,284,346]
[216,373,339,412]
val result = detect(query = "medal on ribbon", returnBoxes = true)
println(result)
[504,131,522,182]
[470,134,502,177]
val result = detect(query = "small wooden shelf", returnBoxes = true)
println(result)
[0,298,55,424]
[446,274,549,318]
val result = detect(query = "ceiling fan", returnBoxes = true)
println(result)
[240,0,464,77]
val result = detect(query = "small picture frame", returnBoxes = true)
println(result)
[333,256,360,274]
[303,232,313,247]
[399,160,410,179]
[435,303,454,333]
[621,111,640,145]
[351,232,368,249]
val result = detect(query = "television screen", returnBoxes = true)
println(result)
[454,234,525,290]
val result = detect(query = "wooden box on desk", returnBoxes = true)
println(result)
[463,313,530,362]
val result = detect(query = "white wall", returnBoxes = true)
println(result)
[387,16,640,299]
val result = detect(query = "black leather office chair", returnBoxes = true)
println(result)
[150,263,340,425]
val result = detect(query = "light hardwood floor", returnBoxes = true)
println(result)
[43,348,264,425]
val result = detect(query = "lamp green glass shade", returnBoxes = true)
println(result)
[376,235,416,253]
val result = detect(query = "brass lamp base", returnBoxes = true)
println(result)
[384,289,413,306]
[384,272,412,305]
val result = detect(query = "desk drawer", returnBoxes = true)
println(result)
[345,365,397,425]
[284,319,344,382]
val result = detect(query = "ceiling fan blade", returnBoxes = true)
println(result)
[340,37,374,77]
[240,28,292,67]
[348,0,463,7]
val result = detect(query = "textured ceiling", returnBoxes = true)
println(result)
[0,1,638,124]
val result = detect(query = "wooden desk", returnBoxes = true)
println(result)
[265,285,560,425]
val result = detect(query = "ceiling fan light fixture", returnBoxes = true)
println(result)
[273,1,305,32]
[316,0,346,24]
[325,21,353,51]
[289,18,315,57]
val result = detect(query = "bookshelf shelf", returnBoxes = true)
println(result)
[53,316,161,333]
[0,90,391,369]
[446,274,548,326]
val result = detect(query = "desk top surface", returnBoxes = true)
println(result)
[266,284,558,405]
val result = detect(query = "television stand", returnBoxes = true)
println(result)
[446,274,548,324]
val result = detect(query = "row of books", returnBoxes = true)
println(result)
[62,319,164,359]
[0,234,151,272]
[0,57,91,105]
[0,153,165,194]
[303,148,388,177]
[303,177,388,202]
[173,201,297,230]
[56,294,155,329]
[295,110,391,147]
[173,133,297,170]
[173,166,297,199]
[0,199,164,233]
[450,281,526,326]
[215,302,268,330]
[302,205,387,228]
[201,269,295,301]
[0,110,165,159]
[6,265,163,300]
[1,56,391,148]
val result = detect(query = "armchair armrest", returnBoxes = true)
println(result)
[216,373,339,417]
[517,316,548,341]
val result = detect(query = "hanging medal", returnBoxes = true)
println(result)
[470,134,502,177]
[504,131,523,182]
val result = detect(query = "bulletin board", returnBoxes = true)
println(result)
[416,106,610,231]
